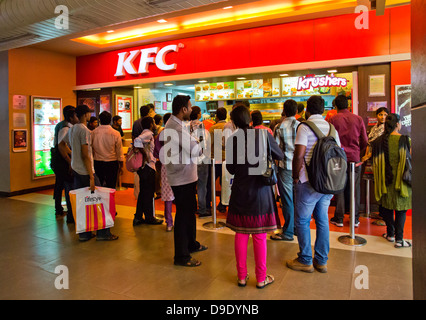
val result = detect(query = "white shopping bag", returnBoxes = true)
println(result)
[221,160,234,206]
[69,187,116,234]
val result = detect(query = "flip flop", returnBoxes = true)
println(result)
[382,233,395,242]
[174,258,202,267]
[256,275,274,289]
[394,240,412,248]
[190,244,208,253]
[270,233,294,241]
[238,274,249,287]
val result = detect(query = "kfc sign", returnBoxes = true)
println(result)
[114,44,181,77]
[297,74,348,91]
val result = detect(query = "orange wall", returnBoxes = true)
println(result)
[8,47,76,192]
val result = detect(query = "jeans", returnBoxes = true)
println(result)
[171,182,200,264]
[73,171,111,239]
[135,165,156,221]
[294,181,333,265]
[276,168,294,237]
[333,164,361,222]
[197,163,210,215]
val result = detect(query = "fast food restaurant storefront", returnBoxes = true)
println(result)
[1,4,411,197]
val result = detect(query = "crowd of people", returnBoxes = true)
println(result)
[51,93,412,289]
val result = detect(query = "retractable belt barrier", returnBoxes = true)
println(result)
[203,158,226,230]
[338,162,367,246]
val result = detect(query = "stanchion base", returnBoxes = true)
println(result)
[116,187,128,191]
[338,235,367,246]
[155,214,165,219]
[203,221,226,230]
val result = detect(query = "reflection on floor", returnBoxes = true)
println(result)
[0,188,413,300]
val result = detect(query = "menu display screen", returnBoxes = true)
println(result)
[195,82,235,101]
[31,96,62,179]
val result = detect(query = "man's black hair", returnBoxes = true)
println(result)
[306,96,325,115]
[172,95,191,116]
[99,111,112,125]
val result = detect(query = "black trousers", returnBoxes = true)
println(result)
[380,206,407,241]
[135,165,156,221]
[171,182,200,264]
[94,160,119,189]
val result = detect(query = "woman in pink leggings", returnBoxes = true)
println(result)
[225,105,284,288]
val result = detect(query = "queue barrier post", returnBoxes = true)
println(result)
[203,158,226,230]
[338,162,367,246]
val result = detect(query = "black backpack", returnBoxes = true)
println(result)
[300,121,347,194]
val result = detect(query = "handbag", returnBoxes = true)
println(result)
[402,137,412,186]
[261,132,278,186]
[126,146,144,172]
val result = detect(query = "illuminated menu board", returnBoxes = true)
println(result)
[31,96,62,179]
[195,82,235,101]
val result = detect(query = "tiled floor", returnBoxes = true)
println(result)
[0,189,413,300]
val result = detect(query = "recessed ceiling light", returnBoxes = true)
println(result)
[279,74,289,77]
[157,19,167,23]
[223,6,233,9]
[106,30,114,33]
[134,86,142,89]
[198,80,208,83]
[164,83,174,86]
[237,77,246,80]
[327,70,337,73]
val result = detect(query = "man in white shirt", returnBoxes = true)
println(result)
[92,111,124,189]
[287,95,341,273]
[162,95,207,267]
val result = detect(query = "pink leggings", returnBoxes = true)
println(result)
[234,233,267,283]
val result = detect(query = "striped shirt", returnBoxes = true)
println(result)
[274,116,299,170]
[295,114,341,183]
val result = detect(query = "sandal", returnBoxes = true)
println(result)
[238,274,249,287]
[190,244,208,253]
[382,233,395,242]
[270,233,294,241]
[256,275,274,289]
[394,240,412,248]
[96,234,119,241]
[174,258,202,267]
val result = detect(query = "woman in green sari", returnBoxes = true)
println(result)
[371,113,412,248]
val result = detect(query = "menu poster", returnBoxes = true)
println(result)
[236,79,264,99]
[195,82,235,101]
[116,95,133,132]
[395,85,411,136]
[31,96,62,179]
[13,129,28,152]
[263,79,280,97]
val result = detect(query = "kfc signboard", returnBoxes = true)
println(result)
[114,43,183,77]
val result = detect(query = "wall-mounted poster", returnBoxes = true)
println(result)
[395,85,411,136]
[78,97,97,116]
[100,95,111,114]
[116,95,133,132]
[368,74,386,97]
[31,96,62,179]
[367,101,387,112]
[13,129,28,152]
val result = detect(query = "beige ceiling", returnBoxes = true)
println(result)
[0,0,409,57]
